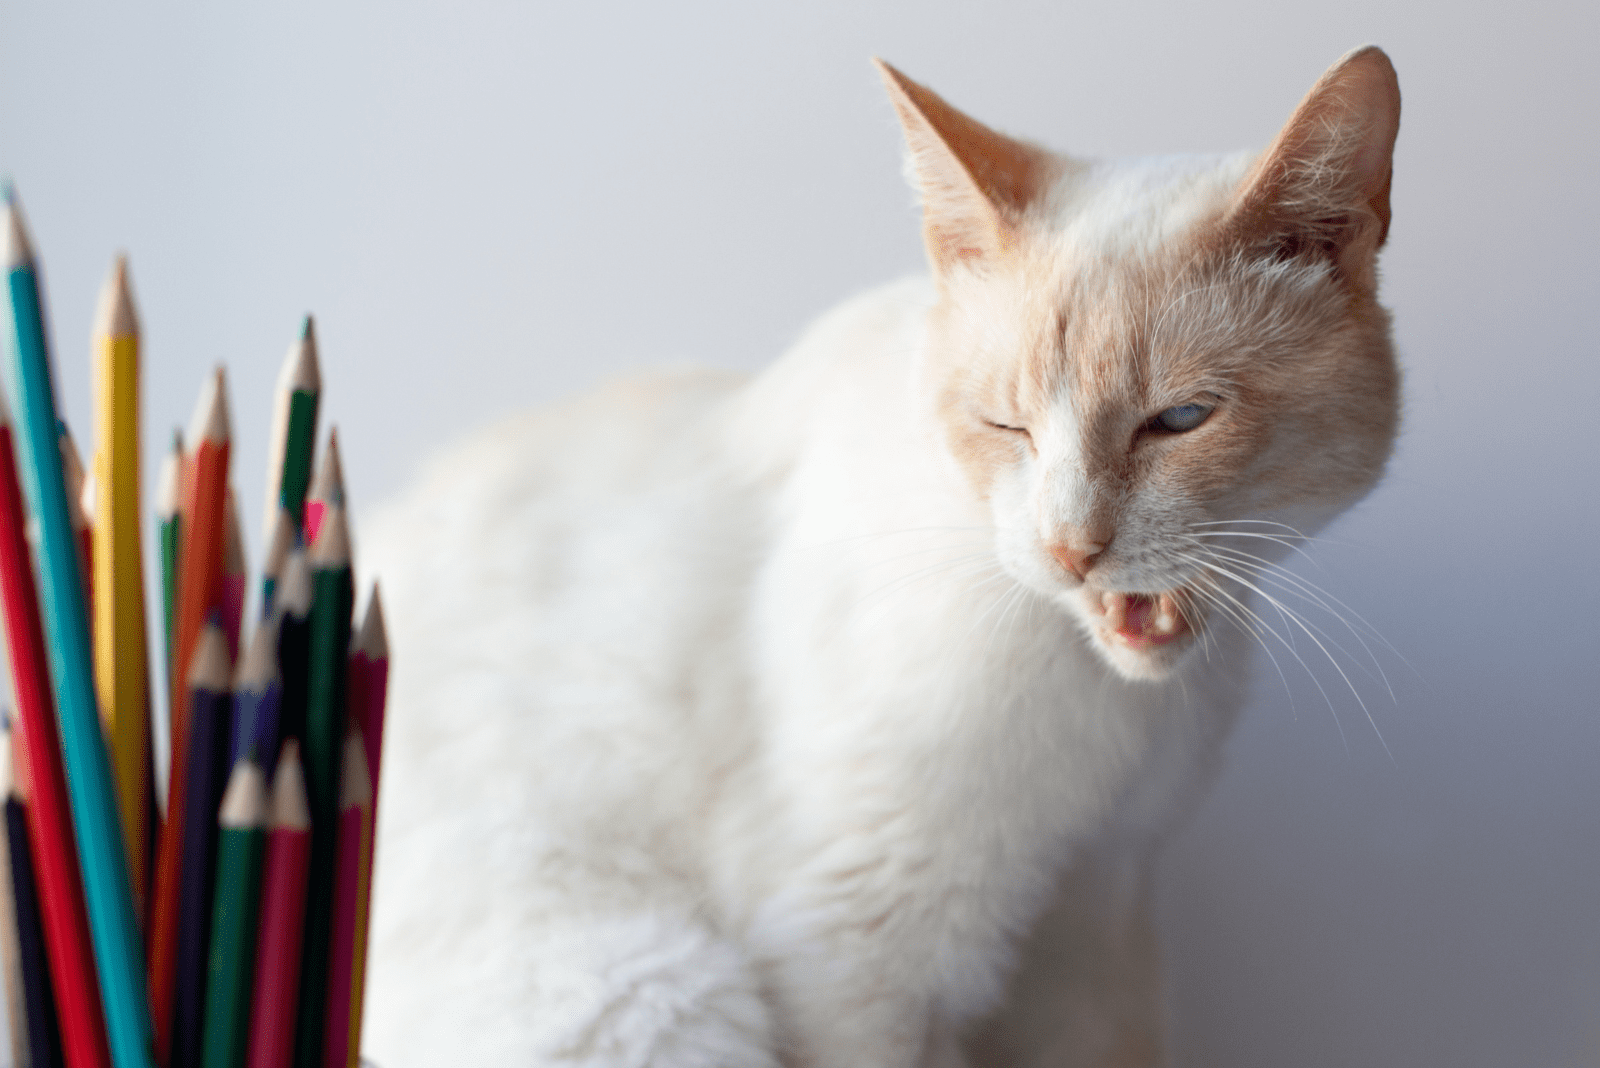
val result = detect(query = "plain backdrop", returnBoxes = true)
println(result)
[2,2,1597,1065]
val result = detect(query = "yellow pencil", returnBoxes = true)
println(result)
[91,255,151,924]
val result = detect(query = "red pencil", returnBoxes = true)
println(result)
[246,740,311,1068]
[323,726,371,1068]
[0,380,111,1067]
[346,586,388,1061]
[150,368,231,1065]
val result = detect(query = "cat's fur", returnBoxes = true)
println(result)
[362,47,1401,1067]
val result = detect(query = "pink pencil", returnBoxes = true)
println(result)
[322,726,371,1068]
[245,741,310,1068]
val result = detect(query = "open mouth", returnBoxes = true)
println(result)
[1096,590,1191,649]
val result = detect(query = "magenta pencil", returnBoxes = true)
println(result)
[345,586,387,1061]
[322,728,370,1068]
[246,742,310,1068]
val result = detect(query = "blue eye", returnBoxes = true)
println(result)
[1155,403,1213,433]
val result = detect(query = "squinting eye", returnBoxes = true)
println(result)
[1154,403,1213,433]
[986,420,1030,436]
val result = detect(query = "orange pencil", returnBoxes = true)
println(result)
[246,742,311,1068]
[150,368,231,1065]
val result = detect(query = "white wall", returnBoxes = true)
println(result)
[2,1,1596,1064]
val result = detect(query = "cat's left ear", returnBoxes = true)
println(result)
[874,59,1057,279]
[1227,46,1401,294]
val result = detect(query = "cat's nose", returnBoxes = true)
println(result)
[1049,539,1105,580]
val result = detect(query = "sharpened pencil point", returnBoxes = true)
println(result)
[188,623,233,692]
[276,549,313,619]
[357,585,388,659]
[186,367,232,448]
[94,255,140,340]
[235,615,282,690]
[269,741,311,831]
[340,727,372,808]
[310,429,345,508]
[218,760,268,829]
[2,185,35,269]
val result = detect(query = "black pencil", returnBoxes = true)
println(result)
[171,622,234,1068]
[4,721,64,1068]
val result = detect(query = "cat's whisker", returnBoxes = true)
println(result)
[1181,554,1392,761]
[1188,542,1406,696]
[1183,570,1318,733]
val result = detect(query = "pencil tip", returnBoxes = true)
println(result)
[187,366,232,446]
[2,184,34,270]
[358,584,389,658]
[286,316,321,391]
[310,429,346,508]
[218,759,267,828]
[189,622,234,691]
[95,253,140,339]
[302,314,315,341]
[270,740,311,830]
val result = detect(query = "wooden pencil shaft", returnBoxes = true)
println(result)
[170,437,229,766]
[245,824,309,1068]
[200,825,264,1068]
[347,641,388,1061]
[0,776,29,1068]
[275,617,311,760]
[5,248,144,1067]
[232,684,283,781]
[278,394,317,528]
[93,326,150,928]
[172,686,231,1068]
[0,424,113,1068]
[291,564,351,1068]
[7,797,63,1068]
[321,802,365,1068]
[160,517,180,684]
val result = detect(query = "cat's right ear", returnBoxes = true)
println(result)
[874,59,1056,279]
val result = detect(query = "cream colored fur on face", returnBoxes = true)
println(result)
[363,47,1401,1068]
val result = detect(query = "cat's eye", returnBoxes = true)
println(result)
[1152,403,1214,433]
[986,420,1030,437]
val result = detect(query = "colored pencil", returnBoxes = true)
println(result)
[58,426,93,612]
[292,438,351,1068]
[245,742,310,1068]
[222,489,247,663]
[157,429,183,691]
[273,551,312,775]
[91,258,152,930]
[0,723,34,1068]
[0,355,112,1068]
[200,759,266,1068]
[152,371,230,1063]
[171,624,233,1068]
[258,509,295,622]
[321,727,369,1068]
[3,185,148,1068]
[345,586,387,1062]
[232,617,283,776]
[261,319,319,548]
[6,731,66,1068]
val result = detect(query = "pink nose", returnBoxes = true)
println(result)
[1049,540,1105,580]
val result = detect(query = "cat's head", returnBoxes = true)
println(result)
[880,48,1401,682]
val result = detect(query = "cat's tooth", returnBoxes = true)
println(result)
[1101,591,1127,631]
[1153,595,1177,635]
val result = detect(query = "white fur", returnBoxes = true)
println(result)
[362,152,1371,1067]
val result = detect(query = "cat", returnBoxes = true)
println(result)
[361,45,1401,1068]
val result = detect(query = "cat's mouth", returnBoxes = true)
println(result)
[1094,591,1191,649]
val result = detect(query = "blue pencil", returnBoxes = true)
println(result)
[231,616,283,776]
[2,185,154,1067]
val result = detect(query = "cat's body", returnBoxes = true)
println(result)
[363,49,1401,1067]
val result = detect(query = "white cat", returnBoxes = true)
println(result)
[362,46,1401,1067]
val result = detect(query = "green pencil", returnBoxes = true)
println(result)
[158,428,183,689]
[293,435,352,1068]
[261,318,319,545]
[200,758,266,1068]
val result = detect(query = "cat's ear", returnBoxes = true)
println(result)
[874,58,1056,277]
[1227,46,1400,293]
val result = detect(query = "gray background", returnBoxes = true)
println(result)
[2,1,1596,1065]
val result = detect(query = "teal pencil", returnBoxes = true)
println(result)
[3,186,154,1068]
